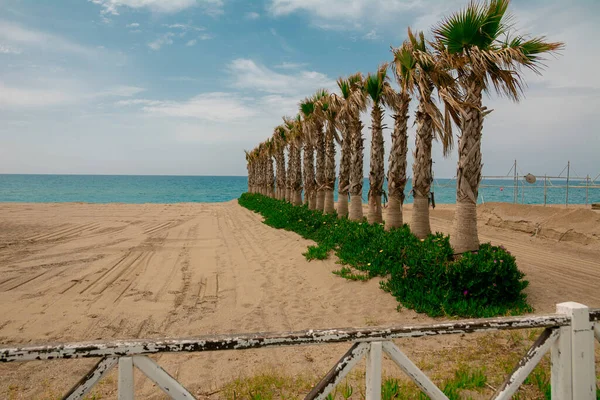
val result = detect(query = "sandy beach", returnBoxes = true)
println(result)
[0,201,599,398]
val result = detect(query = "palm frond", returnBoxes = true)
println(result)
[299,98,315,118]
[364,65,388,104]
[337,78,351,100]
[433,1,487,54]
[480,0,511,46]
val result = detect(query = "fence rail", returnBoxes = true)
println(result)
[1,302,598,399]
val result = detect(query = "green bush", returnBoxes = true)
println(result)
[238,193,532,318]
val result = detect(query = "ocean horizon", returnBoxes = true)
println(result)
[0,174,597,205]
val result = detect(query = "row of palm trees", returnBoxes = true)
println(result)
[245,0,562,253]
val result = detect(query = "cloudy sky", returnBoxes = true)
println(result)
[0,0,598,178]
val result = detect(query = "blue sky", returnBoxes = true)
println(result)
[0,0,598,178]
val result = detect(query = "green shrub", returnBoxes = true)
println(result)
[303,245,329,260]
[238,193,532,318]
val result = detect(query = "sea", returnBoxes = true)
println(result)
[0,174,597,205]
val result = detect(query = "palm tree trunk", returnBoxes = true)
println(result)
[246,163,251,193]
[324,122,337,214]
[368,104,384,224]
[387,94,410,229]
[285,146,292,202]
[291,140,303,206]
[303,141,316,209]
[338,122,351,218]
[348,114,364,220]
[275,148,285,200]
[411,101,433,238]
[267,156,275,198]
[258,160,264,195]
[315,122,326,211]
[452,79,483,253]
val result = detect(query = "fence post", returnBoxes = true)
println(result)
[552,302,596,400]
[366,342,382,400]
[119,357,135,400]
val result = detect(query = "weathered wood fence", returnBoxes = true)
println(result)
[1,302,599,399]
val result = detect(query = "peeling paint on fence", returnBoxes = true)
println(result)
[0,304,597,400]
[493,328,559,400]
[305,342,369,400]
[0,313,574,362]
[63,357,118,400]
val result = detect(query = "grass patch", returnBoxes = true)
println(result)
[303,245,330,260]
[333,266,370,281]
[222,371,314,400]
[239,193,532,318]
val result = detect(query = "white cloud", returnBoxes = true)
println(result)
[0,79,145,108]
[166,76,202,82]
[163,23,204,31]
[363,29,379,40]
[186,39,197,46]
[274,61,308,69]
[91,0,224,16]
[93,85,145,98]
[126,22,140,28]
[0,44,22,54]
[268,0,421,26]
[258,94,302,116]
[0,82,73,107]
[198,33,214,40]
[115,99,162,106]
[245,12,260,19]
[118,92,256,121]
[148,32,175,50]
[0,20,97,57]
[228,58,335,95]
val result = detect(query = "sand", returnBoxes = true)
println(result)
[0,200,598,398]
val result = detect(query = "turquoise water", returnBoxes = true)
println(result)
[0,174,597,205]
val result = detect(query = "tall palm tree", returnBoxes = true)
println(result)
[264,140,275,198]
[433,0,563,252]
[387,43,414,229]
[284,134,292,202]
[284,115,304,206]
[300,98,317,209]
[347,73,367,221]
[316,93,340,214]
[364,65,391,224]
[404,29,456,239]
[245,150,255,193]
[332,78,353,218]
[254,144,264,195]
[273,125,287,200]
[313,89,329,212]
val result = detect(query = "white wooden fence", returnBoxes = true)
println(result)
[1,302,598,399]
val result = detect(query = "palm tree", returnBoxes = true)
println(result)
[332,78,353,218]
[347,73,367,221]
[284,135,292,202]
[300,98,317,209]
[313,89,329,211]
[284,115,304,205]
[245,150,255,193]
[254,144,264,195]
[364,65,391,224]
[404,29,456,239]
[264,140,275,198]
[433,0,563,252]
[387,43,413,229]
[273,125,287,200]
[316,93,340,214]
